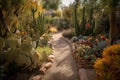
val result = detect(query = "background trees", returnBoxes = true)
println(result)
[42,0,61,10]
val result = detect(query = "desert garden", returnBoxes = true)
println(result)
[0,0,120,80]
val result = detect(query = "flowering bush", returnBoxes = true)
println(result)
[94,45,120,80]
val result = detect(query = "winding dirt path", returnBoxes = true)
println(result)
[42,32,79,80]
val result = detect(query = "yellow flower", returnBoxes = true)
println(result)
[94,58,104,70]
[94,59,105,75]
[49,27,58,33]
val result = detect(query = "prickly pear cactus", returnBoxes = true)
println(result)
[31,48,42,68]
[21,42,32,54]
[5,48,21,63]
[5,38,18,49]
[15,54,32,67]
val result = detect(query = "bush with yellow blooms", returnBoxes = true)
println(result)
[94,45,120,80]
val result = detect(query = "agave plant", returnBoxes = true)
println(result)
[93,39,108,57]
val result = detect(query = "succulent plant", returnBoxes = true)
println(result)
[74,43,96,68]
[21,42,32,54]
[5,48,21,63]
[5,38,18,49]
[15,54,31,67]
[93,40,107,57]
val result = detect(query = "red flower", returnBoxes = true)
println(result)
[85,23,90,29]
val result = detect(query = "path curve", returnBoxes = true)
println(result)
[43,32,79,80]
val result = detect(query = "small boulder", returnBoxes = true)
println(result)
[48,55,54,59]
[44,62,52,69]
[47,57,54,63]
[32,75,43,80]
[39,67,47,75]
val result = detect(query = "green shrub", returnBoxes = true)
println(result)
[62,28,75,39]
[94,45,120,80]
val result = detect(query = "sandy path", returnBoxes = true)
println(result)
[42,32,79,80]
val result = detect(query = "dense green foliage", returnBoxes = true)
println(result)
[42,0,61,10]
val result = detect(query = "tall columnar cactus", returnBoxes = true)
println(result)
[74,0,80,36]
[89,8,94,35]
[89,8,93,26]
[81,7,85,35]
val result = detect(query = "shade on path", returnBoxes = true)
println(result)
[43,32,79,80]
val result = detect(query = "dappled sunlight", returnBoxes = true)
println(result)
[0,0,120,80]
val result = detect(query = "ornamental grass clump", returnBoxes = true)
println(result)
[94,44,120,80]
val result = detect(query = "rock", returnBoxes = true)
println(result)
[86,69,96,80]
[79,68,88,80]
[79,69,96,80]
[47,57,54,63]
[48,55,54,59]
[32,41,37,48]
[44,62,52,69]
[32,75,43,80]
[39,67,47,75]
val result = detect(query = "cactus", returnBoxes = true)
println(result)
[15,53,32,67]
[5,48,20,63]
[5,37,18,49]
[37,13,46,36]
[35,47,52,61]
[21,41,32,54]
[79,7,86,35]
[89,8,93,26]
[88,8,94,35]
[74,2,80,36]
[82,7,85,31]
[31,3,37,20]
